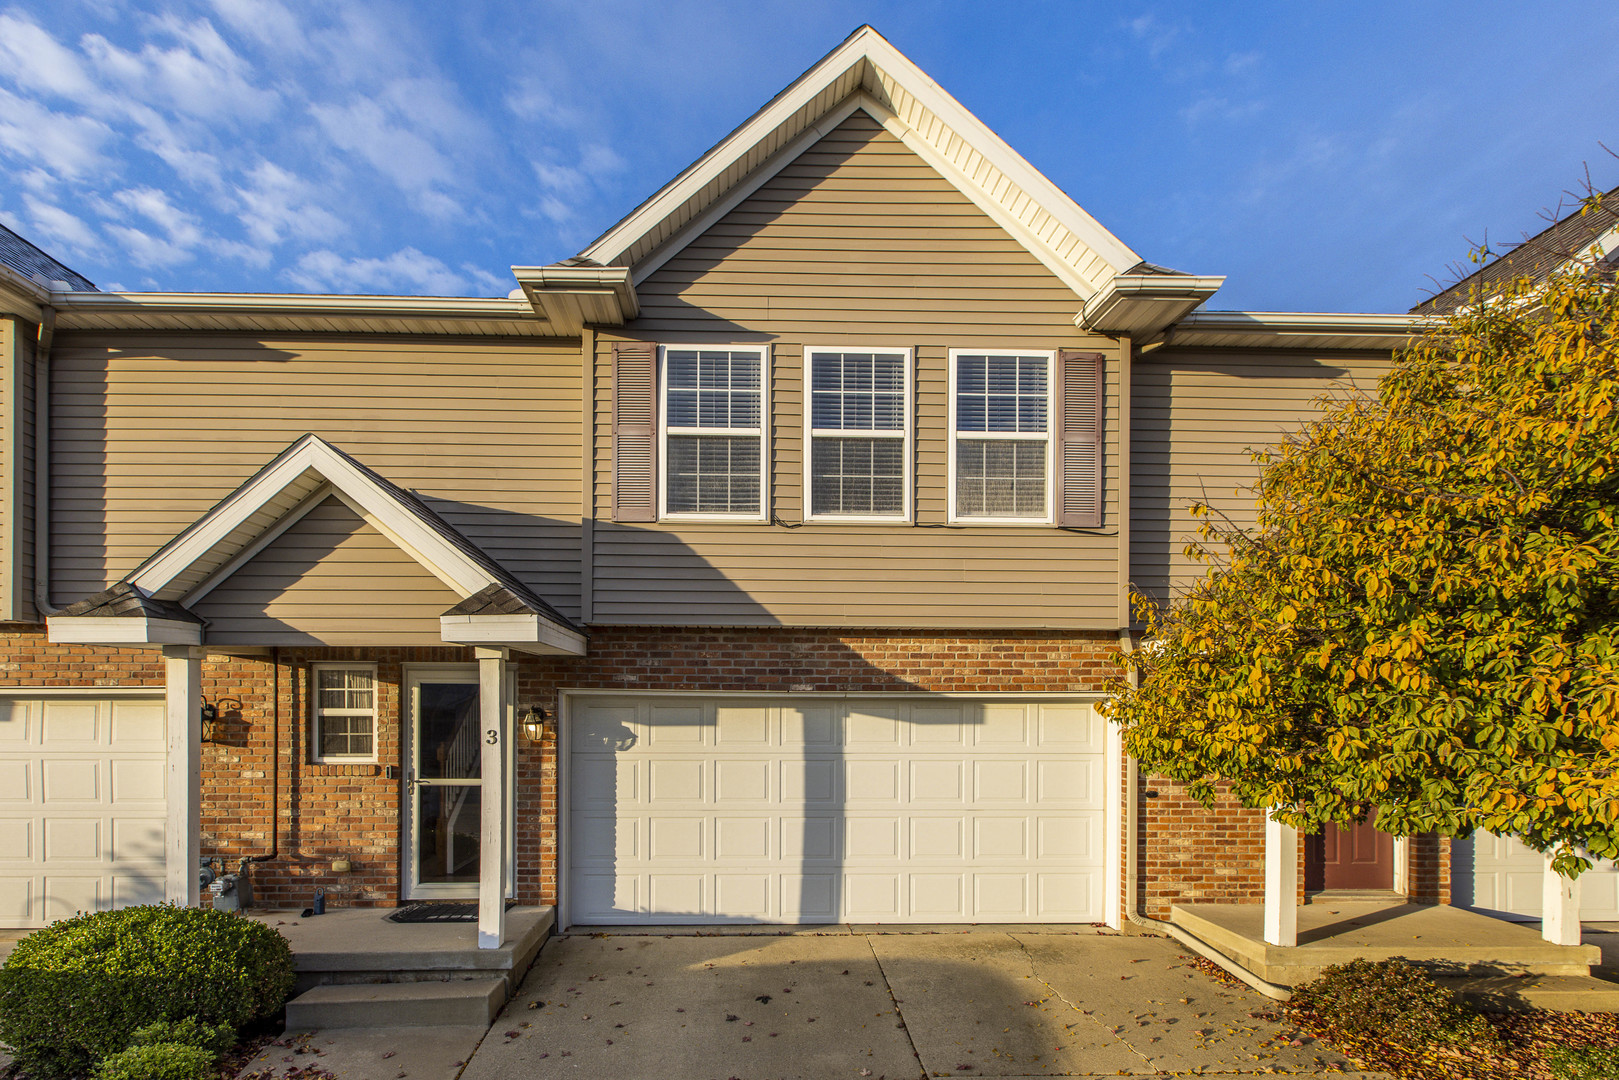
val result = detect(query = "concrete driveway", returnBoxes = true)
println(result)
[461,928,1388,1079]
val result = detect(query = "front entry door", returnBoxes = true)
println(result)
[403,668,514,900]
[1306,813,1395,891]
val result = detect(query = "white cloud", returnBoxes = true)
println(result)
[81,14,279,124]
[108,186,204,248]
[207,0,307,54]
[0,13,100,101]
[1180,96,1266,127]
[22,196,103,258]
[233,159,344,246]
[310,96,462,218]
[105,222,195,268]
[0,88,115,179]
[283,246,476,295]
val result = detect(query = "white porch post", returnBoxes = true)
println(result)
[163,645,204,907]
[1263,813,1299,947]
[477,647,510,949]
[1542,852,1583,946]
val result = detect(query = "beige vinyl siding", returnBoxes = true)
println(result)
[1130,349,1393,604]
[49,334,584,619]
[191,496,464,645]
[594,110,1120,628]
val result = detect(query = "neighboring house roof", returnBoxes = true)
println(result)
[0,221,96,292]
[49,434,586,655]
[573,25,1178,311]
[1412,185,1619,315]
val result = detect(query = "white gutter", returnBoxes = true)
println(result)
[50,291,540,320]
[1172,311,1427,334]
[32,304,55,616]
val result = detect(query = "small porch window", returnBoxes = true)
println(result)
[312,664,378,762]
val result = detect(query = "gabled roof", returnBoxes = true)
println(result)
[1413,185,1619,315]
[50,435,585,655]
[575,25,1159,306]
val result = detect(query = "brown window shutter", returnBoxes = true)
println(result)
[612,342,658,522]
[1056,350,1105,528]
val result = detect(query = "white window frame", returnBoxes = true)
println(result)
[657,344,770,523]
[310,662,379,764]
[946,349,1056,526]
[801,345,913,524]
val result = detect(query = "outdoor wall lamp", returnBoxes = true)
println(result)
[519,705,553,743]
[200,699,220,743]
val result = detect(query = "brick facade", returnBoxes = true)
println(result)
[1,624,1451,919]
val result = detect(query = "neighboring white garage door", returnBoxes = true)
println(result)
[568,696,1106,925]
[1454,832,1619,922]
[0,695,168,928]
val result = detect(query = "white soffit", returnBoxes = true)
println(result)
[579,25,1141,300]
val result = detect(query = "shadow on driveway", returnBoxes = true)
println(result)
[460,929,1383,1079]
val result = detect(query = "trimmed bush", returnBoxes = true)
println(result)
[91,1043,217,1080]
[1548,1045,1619,1080]
[0,904,294,1080]
[1287,958,1497,1049]
[129,1016,237,1055]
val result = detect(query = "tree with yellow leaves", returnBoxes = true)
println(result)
[1105,195,1619,874]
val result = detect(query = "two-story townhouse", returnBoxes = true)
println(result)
[7,26,1601,952]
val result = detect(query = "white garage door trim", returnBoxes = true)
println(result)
[1454,831,1619,923]
[563,693,1120,932]
[0,691,168,928]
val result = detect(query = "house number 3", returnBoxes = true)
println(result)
[485,729,498,744]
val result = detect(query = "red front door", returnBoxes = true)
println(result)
[1306,814,1395,891]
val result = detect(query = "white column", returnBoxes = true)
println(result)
[1542,851,1583,946]
[163,645,204,907]
[477,647,509,949]
[1263,813,1299,947]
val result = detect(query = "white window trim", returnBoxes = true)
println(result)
[801,345,913,524]
[311,662,380,764]
[946,348,1056,526]
[657,344,771,523]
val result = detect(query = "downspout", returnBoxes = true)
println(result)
[32,305,55,617]
[250,646,279,864]
[1118,627,1153,932]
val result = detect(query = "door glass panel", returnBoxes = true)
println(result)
[417,783,481,885]
[417,683,480,780]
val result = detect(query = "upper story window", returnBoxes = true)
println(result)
[804,347,911,522]
[312,663,377,762]
[948,351,1054,524]
[659,346,769,520]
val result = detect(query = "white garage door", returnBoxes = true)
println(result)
[1455,832,1619,922]
[0,695,168,928]
[567,696,1106,925]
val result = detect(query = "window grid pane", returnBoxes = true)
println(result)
[315,667,376,759]
[811,437,904,516]
[667,435,761,514]
[955,439,1047,518]
[956,354,1047,434]
[810,351,906,431]
[667,349,762,429]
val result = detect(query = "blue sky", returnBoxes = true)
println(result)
[1,1,1614,312]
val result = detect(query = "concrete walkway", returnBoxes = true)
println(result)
[460,929,1392,1079]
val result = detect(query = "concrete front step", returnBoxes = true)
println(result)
[1171,902,1602,988]
[1440,973,1619,1012]
[284,976,507,1029]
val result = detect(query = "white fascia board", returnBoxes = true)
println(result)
[509,265,639,323]
[0,265,48,320]
[51,291,538,320]
[47,615,202,646]
[129,435,506,603]
[441,614,588,657]
[179,483,335,606]
[580,26,1140,290]
[1175,311,1427,335]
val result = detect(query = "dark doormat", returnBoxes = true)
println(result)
[386,900,517,924]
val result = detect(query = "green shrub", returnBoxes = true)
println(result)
[1287,957,1496,1049]
[129,1016,237,1055]
[0,904,294,1080]
[91,1042,217,1080]
[1548,1045,1619,1080]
